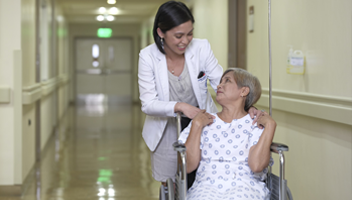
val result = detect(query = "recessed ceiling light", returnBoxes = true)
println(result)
[96,15,105,21]
[99,7,106,13]
[106,15,115,21]
[107,0,116,4]
[109,7,119,15]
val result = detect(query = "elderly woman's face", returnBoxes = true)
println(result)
[216,71,242,104]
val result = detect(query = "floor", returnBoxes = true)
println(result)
[18,102,160,200]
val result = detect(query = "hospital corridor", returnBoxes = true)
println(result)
[0,0,351,200]
[7,101,160,200]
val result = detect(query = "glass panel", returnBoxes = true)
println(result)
[109,46,114,62]
[92,44,99,58]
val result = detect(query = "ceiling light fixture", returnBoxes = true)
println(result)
[99,7,106,13]
[106,15,115,21]
[107,0,116,4]
[109,7,119,15]
[96,15,105,21]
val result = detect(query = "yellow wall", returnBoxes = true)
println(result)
[247,0,352,199]
[22,0,36,87]
[190,0,228,69]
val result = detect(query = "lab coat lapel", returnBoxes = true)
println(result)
[185,48,203,108]
[155,51,169,101]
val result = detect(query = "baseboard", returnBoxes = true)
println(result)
[0,185,22,196]
[0,164,35,197]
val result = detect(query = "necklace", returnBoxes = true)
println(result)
[171,70,174,74]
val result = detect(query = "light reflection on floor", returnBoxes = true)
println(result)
[17,102,160,200]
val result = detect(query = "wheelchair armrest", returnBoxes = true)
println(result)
[270,142,289,153]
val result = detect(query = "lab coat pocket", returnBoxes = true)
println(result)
[197,72,208,90]
[197,73,210,110]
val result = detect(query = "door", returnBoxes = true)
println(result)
[75,38,133,131]
[228,0,247,70]
[75,38,132,102]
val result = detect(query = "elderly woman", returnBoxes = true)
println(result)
[178,68,276,200]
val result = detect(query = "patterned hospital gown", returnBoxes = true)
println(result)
[178,113,273,200]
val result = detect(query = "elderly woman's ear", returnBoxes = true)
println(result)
[241,87,250,97]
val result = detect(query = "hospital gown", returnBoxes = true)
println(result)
[178,113,273,200]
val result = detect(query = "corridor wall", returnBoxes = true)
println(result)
[246,0,352,199]
[0,0,70,190]
[0,0,22,186]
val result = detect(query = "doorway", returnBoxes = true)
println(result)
[228,0,247,70]
[74,38,133,131]
[75,38,133,104]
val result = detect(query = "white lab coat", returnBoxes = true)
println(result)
[138,38,223,152]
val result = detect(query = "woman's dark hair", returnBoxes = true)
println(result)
[153,1,194,54]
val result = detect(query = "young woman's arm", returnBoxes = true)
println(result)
[138,48,177,117]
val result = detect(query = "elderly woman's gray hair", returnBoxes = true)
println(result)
[222,68,262,111]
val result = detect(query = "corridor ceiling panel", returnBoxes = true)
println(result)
[58,0,188,24]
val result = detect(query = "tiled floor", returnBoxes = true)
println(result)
[19,102,160,200]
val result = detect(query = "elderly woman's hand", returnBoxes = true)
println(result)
[191,110,215,128]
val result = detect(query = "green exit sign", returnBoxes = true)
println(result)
[97,28,112,38]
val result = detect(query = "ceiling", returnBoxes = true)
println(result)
[58,0,189,24]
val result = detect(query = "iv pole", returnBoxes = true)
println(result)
[268,3,291,200]
[268,0,272,116]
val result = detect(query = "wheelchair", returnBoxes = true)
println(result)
[160,113,293,200]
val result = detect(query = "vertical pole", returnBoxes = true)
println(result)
[35,0,41,162]
[268,0,272,117]
[279,151,286,200]
[35,1,42,199]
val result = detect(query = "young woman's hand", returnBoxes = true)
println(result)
[192,110,215,128]
[256,111,276,130]
[175,102,201,119]
[248,107,265,128]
